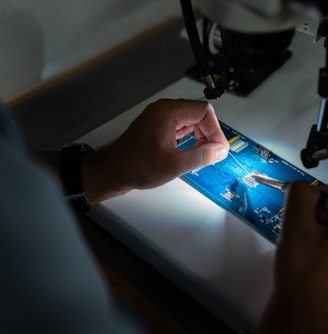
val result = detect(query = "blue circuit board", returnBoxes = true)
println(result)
[178,122,323,243]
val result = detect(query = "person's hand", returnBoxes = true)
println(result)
[258,181,328,333]
[83,98,229,203]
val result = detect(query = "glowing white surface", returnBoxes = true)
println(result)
[79,31,328,333]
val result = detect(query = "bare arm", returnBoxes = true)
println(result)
[35,99,229,205]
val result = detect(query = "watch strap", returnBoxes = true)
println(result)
[60,143,94,211]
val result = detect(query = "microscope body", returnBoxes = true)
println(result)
[181,0,328,168]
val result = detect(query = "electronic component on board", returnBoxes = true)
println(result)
[243,170,260,187]
[230,138,248,153]
[273,224,282,234]
[253,144,272,161]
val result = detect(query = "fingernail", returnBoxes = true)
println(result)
[216,145,228,160]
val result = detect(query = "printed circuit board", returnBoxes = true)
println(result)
[178,122,323,243]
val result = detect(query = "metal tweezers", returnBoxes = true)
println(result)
[252,174,289,193]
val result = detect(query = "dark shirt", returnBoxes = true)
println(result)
[0,105,143,333]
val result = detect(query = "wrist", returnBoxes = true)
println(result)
[82,147,132,204]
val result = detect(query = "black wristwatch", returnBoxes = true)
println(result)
[60,143,94,211]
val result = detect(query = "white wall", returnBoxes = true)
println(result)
[0,0,181,101]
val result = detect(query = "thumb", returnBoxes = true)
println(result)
[176,142,228,173]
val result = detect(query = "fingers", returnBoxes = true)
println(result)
[111,98,230,191]
[152,98,229,145]
[154,99,230,172]
[162,98,229,173]
[174,142,229,175]
[175,99,227,143]
[315,186,328,223]
[282,181,320,238]
[275,181,328,273]
[281,182,328,242]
